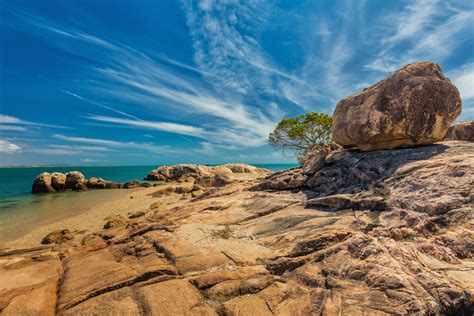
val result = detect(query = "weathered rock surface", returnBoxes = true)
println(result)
[333,62,462,151]
[51,172,66,191]
[444,121,474,141]
[33,172,121,193]
[86,177,119,189]
[145,163,268,181]
[32,172,55,193]
[65,171,87,190]
[41,229,75,244]
[5,142,473,315]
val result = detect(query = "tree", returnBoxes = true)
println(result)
[269,112,333,163]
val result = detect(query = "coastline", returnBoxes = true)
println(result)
[1,186,159,249]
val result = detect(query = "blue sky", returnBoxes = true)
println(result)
[0,0,473,166]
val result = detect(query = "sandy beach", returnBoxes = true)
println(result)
[2,186,160,249]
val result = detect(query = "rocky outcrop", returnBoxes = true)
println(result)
[194,173,233,188]
[51,172,66,191]
[444,121,474,141]
[33,172,121,193]
[32,172,55,193]
[65,171,87,190]
[10,143,472,314]
[145,163,268,181]
[41,229,75,244]
[332,62,462,151]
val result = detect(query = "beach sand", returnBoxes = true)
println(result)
[2,186,159,249]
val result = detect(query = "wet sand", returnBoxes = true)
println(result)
[1,187,159,249]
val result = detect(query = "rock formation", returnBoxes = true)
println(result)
[32,172,56,193]
[145,163,267,181]
[444,121,474,141]
[65,171,87,191]
[332,62,462,151]
[6,142,473,315]
[32,172,121,193]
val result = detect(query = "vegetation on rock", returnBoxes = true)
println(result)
[269,112,333,163]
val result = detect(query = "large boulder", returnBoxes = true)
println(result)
[65,171,87,191]
[145,164,212,181]
[32,172,55,193]
[51,172,66,191]
[332,62,462,151]
[86,177,108,189]
[444,121,473,141]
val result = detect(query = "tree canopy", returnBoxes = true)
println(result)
[269,112,333,161]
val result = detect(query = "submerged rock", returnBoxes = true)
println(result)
[332,62,462,151]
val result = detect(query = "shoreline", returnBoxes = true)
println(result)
[1,186,159,249]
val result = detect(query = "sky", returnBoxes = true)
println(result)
[0,0,473,166]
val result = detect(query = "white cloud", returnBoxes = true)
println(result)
[28,148,82,156]
[0,140,22,153]
[49,144,113,152]
[366,1,474,72]
[448,63,474,100]
[0,125,27,132]
[52,134,175,154]
[0,114,66,129]
[86,115,205,137]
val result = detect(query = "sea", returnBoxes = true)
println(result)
[0,164,296,243]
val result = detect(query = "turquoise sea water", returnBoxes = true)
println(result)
[0,164,296,243]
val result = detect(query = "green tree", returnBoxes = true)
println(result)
[269,112,333,163]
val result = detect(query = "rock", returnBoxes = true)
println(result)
[332,62,462,151]
[33,171,120,193]
[123,180,140,189]
[106,182,121,189]
[254,142,451,195]
[32,172,55,193]
[195,173,233,188]
[444,121,473,141]
[145,164,212,181]
[0,254,62,315]
[86,177,107,189]
[41,229,75,244]
[192,184,206,192]
[65,171,87,191]
[103,215,126,229]
[140,182,152,188]
[128,211,146,219]
[222,163,260,173]
[302,144,342,175]
[6,142,474,315]
[51,172,66,191]
[145,163,268,181]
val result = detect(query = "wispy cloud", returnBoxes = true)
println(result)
[52,134,175,154]
[0,114,67,129]
[49,144,113,152]
[12,9,281,149]
[0,140,22,153]
[86,115,205,137]
[366,1,474,72]
[0,125,28,132]
[449,62,474,101]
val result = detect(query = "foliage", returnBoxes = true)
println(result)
[269,112,333,162]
